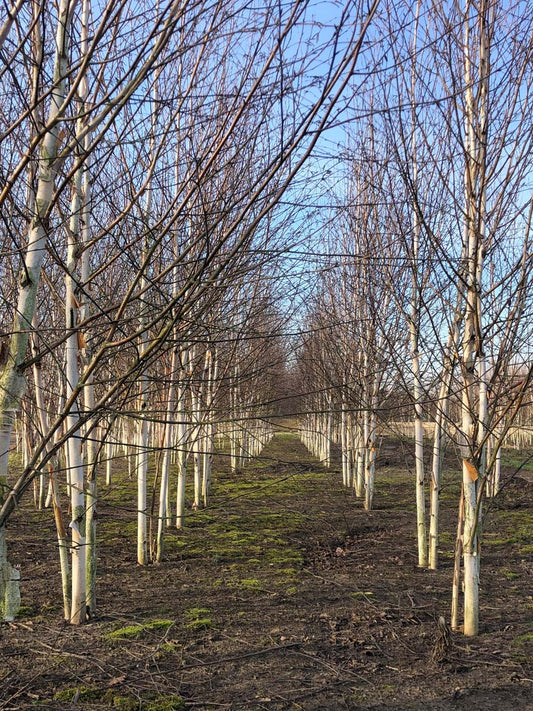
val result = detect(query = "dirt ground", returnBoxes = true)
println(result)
[1,430,533,710]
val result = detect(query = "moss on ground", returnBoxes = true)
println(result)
[52,688,185,709]
[107,695,137,710]
[8,431,533,709]
[107,619,174,641]
[53,686,101,702]
[184,607,214,630]
[513,632,533,646]
[230,578,264,592]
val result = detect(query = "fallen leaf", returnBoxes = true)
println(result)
[107,675,126,687]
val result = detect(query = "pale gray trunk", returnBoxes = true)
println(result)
[410,0,427,568]
[364,391,377,511]
[451,483,465,631]
[460,0,490,636]
[324,397,332,468]
[50,465,71,621]
[66,125,86,625]
[429,283,463,569]
[175,382,188,529]
[175,347,190,529]
[136,412,149,565]
[156,352,178,561]
[355,423,364,498]
[0,0,77,621]
[0,413,20,621]
[191,384,203,510]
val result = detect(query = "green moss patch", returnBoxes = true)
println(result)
[513,632,533,646]
[184,607,214,631]
[108,695,138,710]
[53,686,101,702]
[107,619,174,641]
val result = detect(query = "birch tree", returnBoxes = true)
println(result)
[0,0,78,621]
[381,0,533,632]
[0,0,381,619]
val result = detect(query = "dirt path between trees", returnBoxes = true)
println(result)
[1,432,533,710]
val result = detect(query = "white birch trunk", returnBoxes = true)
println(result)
[156,352,178,561]
[31,323,71,617]
[0,413,20,621]
[324,397,332,468]
[460,0,490,636]
[50,465,71,621]
[364,383,377,511]
[201,351,212,506]
[429,382,446,571]
[105,436,113,486]
[175,356,189,529]
[410,0,427,568]
[355,423,364,498]
[192,383,203,510]
[136,407,149,564]
[66,109,87,625]
[230,367,239,472]
[202,350,216,507]
[429,284,464,569]
[451,483,464,631]
[486,425,502,498]
[0,0,77,621]
[31,327,49,511]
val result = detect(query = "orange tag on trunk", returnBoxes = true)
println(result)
[463,459,478,481]
[77,331,87,349]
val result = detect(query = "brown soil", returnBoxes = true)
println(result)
[1,432,533,710]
